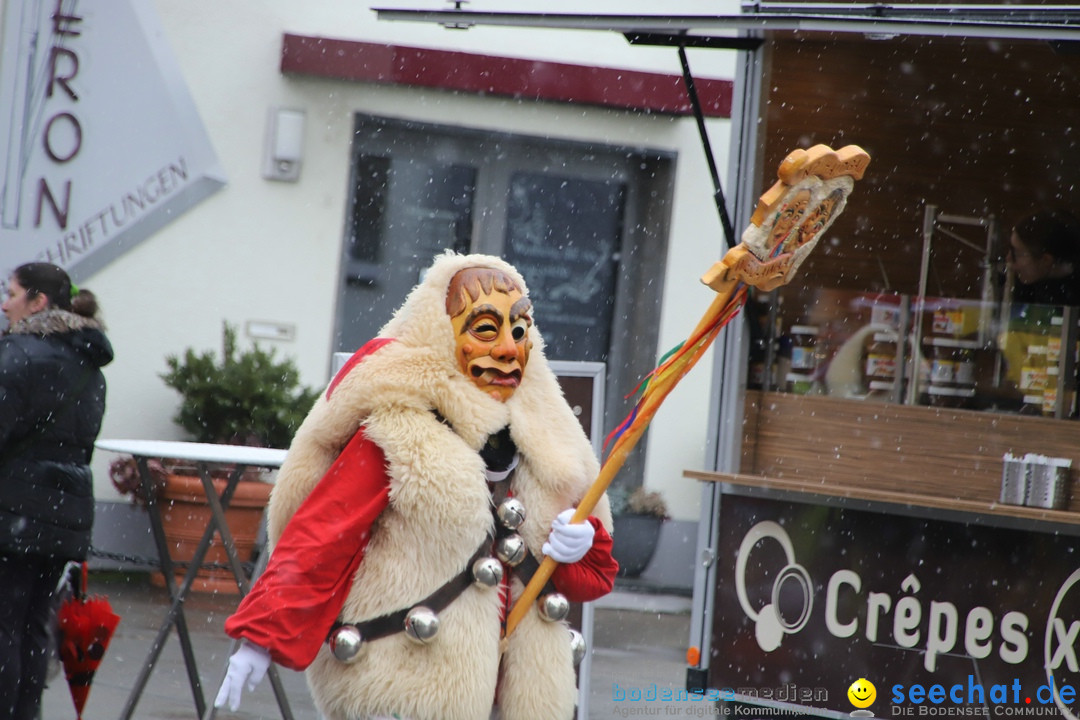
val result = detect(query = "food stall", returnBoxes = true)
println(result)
[375,3,1080,717]
[678,7,1080,719]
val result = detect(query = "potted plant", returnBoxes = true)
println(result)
[111,322,318,593]
[609,485,669,578]
[160,321,318,449]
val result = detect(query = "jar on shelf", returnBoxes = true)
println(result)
[789,325,819,373]
[952,341,978,396]
[932,307,964,337]
[1048,313,1063,366]
[870,302,901,330]
[925,337,979,409]
[1019,343,1049,414]
[784,325,818,395]
[864,332,897,385]
[1043,365,1060,417]
[1043,313,1062,417]
[785,372,815,395]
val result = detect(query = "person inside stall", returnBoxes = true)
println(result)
[1001,210,1080,417]
[1007,209,1080,307]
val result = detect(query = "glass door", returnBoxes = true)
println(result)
[335,114,674,488]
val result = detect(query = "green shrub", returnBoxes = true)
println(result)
[160,322,318,448]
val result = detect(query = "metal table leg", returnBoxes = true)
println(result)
[200,467,296,720]
[120,457,213,719]
[118,456,297,720]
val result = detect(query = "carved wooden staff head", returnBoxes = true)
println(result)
[702,144,870,294]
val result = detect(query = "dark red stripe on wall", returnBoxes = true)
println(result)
[280,33,732,118]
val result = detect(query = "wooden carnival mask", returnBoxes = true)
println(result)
[446,267,534,402]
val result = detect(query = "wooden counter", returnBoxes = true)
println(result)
[685,470,1080,529]
[732,390,1080,513]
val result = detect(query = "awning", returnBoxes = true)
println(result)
[373,3,1080,43]
[371,2,1080,248]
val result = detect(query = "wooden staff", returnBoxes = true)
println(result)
[503,144,870,639]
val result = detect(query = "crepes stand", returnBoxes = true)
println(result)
[369,4,1080,718]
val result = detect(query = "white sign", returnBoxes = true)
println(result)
[0,0,225,284]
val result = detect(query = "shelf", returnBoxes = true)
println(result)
[686,469,1080,527]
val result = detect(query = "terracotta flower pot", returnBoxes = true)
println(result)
[150,473,272,594]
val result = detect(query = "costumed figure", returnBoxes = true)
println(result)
[215,252,619,720]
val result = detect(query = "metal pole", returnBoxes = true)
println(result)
[677,45,737,248]
[1057,306,1078,419]
[906,204,937,405]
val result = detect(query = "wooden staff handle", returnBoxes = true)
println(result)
[503,286,738,638]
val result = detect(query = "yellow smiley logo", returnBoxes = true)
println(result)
[847,678,876,709]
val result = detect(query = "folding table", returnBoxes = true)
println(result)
[94,439,294,720]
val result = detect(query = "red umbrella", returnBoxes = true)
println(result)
[57,562,121,719]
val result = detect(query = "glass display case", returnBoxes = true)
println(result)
[748,288,1078,420]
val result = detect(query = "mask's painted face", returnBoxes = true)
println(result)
[447,268,533,402]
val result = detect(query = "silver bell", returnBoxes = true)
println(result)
[404,606,440,644]
[569,629,587,666]
[496,498,526,530]
[329,625,363,663]
[538,592,570,622]
[472,556,504,587]
[495,534,527,566]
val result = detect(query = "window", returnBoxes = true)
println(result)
[337,115,675,484]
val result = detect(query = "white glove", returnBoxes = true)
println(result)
[542,508,595,564]
[214,640,271,712]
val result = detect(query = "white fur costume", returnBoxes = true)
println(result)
[266,252,613,720]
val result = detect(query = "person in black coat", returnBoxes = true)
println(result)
[0,262,113,720]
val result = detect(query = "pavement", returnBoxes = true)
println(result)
[39,572,702,720]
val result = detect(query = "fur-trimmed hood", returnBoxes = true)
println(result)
[4,309,113,369]
[269,251,607,542]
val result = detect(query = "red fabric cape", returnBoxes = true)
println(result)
[225,339,617,670]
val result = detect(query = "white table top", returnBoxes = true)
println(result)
[95,438,288,468]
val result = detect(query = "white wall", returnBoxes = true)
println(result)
[91,0,738,523]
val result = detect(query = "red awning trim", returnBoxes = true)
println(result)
[280,33,732,118]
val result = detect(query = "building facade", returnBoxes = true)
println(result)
[1,0,744,588]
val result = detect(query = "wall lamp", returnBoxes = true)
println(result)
[262,107,305,182]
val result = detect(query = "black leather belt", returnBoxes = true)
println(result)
[327,532,494,644]
[514,551,555,596]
